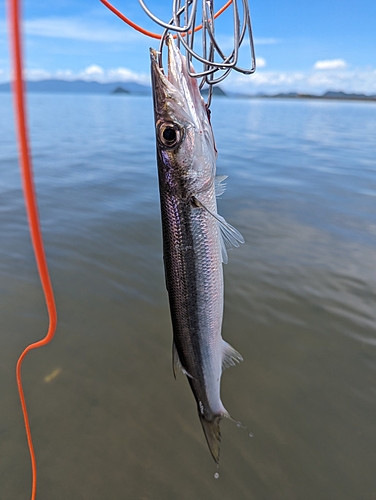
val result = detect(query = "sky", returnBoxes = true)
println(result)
[0,0,376,94]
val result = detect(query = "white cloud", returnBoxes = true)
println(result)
[256,57,266,68]
[24,17,144,43]
[107,67,149,84]
[226,66,376,95]
[314,59,347,70]
[8,63,376,95]
[82,65,105,77]
[234,70,305,88]
[55,69,74,79]
[24,68,53,80]
[20,65,150,85]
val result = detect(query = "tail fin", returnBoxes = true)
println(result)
[198,413,223,464]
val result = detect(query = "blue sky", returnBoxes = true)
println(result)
[1,0,376,93]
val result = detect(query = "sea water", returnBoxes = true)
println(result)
[0,92,375,500]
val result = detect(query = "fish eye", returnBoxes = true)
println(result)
[157,121,182,149]
[163,127,176,142]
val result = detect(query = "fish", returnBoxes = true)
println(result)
[150,35,244,463]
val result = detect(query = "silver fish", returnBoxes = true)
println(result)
[150,36,244,463]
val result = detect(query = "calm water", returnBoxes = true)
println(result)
[1,92,375,499]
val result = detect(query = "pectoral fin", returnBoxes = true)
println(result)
[215,175,228,197]
[191,196,244,264]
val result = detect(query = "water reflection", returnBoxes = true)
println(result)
[0,94,375,499]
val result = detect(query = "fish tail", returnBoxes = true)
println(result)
[198,412,225,464]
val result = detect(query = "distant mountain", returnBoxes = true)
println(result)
[201,86,227,97]
[238,91,376,101]
[0,80,230,98]
[0,79,151,95]
[272,92,299,98]
[112,86,130,94]
[2,81,375,102]
[321,91,376,100]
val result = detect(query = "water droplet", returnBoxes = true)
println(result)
[237,420,247,429]
[249,432,253,438]
[214,472,219,479]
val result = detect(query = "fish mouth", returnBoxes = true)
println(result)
[150,36,205,125]
[150,47,163,82]
[150,44,179,117]
[150,47,167,93]
[150,35,184,90]
[150,36,186,102]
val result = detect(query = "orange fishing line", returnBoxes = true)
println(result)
[100,0,233,39]
[7,0,57,499]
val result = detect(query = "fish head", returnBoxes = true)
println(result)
[150,36,216,193]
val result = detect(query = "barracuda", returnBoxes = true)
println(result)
[150,36,244,463]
